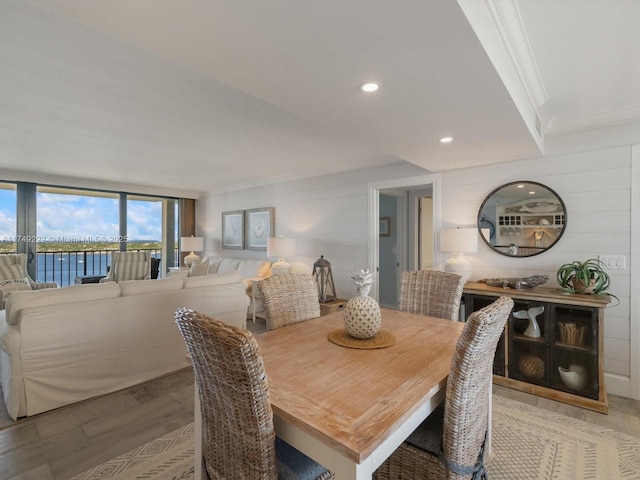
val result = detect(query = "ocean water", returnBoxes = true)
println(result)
[36,252,111,286]
[35,251,163,286]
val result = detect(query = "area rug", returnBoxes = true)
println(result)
[70,423,194,480]
[72,396,640,480]
[488,395,640,479]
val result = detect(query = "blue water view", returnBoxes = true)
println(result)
[35,251,163,286]
[36,252,111,286]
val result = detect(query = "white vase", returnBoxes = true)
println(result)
[343,295,381,339]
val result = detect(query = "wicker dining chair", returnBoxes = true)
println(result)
[174,308,334,480]
[374,296,514,480]
[399,270,465,321]
[257,273,321,330]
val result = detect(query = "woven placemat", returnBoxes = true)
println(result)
[327,329,396,349]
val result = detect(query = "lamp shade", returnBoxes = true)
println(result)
[181,236,204,253]
[267,236,296,259]
[440,228,478,253]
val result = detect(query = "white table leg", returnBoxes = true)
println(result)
[273,415,372,480]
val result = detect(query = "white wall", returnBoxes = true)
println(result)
[197,162,427,299]
[198,146,635,398]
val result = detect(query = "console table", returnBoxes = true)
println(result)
[463,282,610,413]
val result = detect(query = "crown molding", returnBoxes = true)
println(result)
[485,0,547,109]
[458,0,544,152]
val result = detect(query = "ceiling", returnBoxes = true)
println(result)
[1,1,639,195]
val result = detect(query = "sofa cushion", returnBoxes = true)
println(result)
[207,257,223,274]
[119,277,184,297]
[0,264,25,283]
[0,278,31,307]
[237,259,271,279]
[0,278,31,294]
[6,282,121,325]
[183,270,243,289]
[189,260,210,277]
[217,258,240,274]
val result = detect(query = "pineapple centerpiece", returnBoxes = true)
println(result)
[343,269,381,339]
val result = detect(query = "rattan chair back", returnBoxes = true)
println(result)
[175,308,277,479]
[442,295,513,479]
[373,296,513,480]
[399,270,464,321]
[257,274,321,330]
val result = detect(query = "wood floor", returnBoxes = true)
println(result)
[0,316,638,479]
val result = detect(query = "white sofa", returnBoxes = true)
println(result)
[169,256,271,318]
[0,271,249,420]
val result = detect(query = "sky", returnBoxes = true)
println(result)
[0,188,163,243]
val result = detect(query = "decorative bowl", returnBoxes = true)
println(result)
[558,364,588,390]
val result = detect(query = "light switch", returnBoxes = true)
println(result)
[598,254,626,270]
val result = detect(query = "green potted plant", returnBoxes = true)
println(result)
[556,258,611,295]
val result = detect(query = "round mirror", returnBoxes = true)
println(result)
[478,181,566,257]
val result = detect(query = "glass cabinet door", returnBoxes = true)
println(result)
[550,305,599,400]
[508,300,548,386]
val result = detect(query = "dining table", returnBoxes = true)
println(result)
[193,307,464,479]
[255,307,464,479]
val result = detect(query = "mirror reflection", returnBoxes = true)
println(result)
[478,181,566,257]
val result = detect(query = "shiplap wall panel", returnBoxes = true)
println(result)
[442,146,632,396]
[198,162,427,297]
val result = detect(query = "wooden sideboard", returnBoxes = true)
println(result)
[463,282,611,413]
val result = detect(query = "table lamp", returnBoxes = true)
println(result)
[181,236,204,267]
[267,236,296,275]
[440,227,478,283]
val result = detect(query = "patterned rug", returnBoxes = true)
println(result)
[72,396,640,480]
[70,424,194,480]
[488,396,640,479]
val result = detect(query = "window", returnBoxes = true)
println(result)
[0,183,17,253]
[127,195,179,276]
[0,182,183,285]
[35,187,120,286]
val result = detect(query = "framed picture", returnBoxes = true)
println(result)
[245,207,274,251]
[379,217,391,237]
[222,210,245,249]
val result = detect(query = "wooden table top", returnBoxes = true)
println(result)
[254,308,464,464]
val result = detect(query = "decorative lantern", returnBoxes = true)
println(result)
[313,255,336,303]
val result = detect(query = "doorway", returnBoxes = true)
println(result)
[378,193,400,308]
[368,174,441,304]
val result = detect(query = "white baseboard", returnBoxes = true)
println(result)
[605,372,632,398]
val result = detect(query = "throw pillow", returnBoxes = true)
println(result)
[189,260,209,277]
[0,277,32,307]
[0,263,26,283]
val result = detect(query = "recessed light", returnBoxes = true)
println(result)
[439,137,453,143]
[359,82,381,93]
